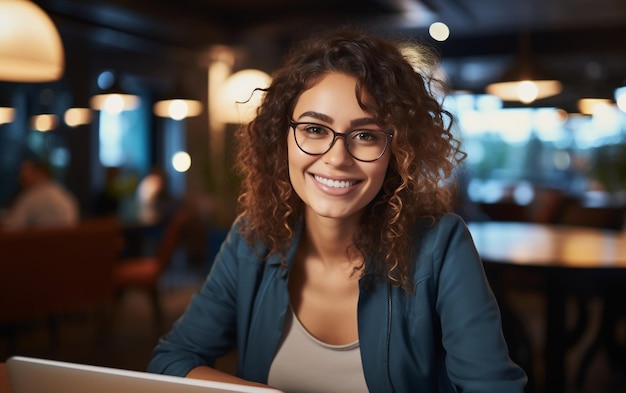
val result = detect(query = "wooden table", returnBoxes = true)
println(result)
[468,221,626,393]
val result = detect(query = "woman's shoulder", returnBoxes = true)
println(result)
[411,213,476,271]
[414,212,469,239]
[221,219,284,267]
[219,220,261,261]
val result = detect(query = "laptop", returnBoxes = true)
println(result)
[6,356,283,393]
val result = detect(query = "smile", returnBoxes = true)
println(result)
[313,175,358,188]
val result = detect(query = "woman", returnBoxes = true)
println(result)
[148,27,527,392]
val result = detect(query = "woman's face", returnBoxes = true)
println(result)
[287,72,391,221]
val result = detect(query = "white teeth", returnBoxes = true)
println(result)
[314,175,355,188]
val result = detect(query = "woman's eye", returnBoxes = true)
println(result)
[353,131,379,142]
[303,125,328,135]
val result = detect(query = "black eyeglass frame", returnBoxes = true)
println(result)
[289,120,393,162]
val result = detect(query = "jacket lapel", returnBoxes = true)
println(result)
[358,280,394,392]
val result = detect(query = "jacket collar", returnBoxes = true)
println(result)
[264,219,303,271]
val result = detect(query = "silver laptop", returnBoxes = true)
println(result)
[7,356,282,393]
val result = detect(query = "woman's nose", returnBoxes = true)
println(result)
[322,137,354,167]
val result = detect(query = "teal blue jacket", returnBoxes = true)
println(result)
[148,214,527,392]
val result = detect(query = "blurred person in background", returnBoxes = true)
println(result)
[136,166,177,226]
[1,158,79,231]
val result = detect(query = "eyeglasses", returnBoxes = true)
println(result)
[289,121,393,162]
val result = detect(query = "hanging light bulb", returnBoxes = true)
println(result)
[217,69,271,124]
[0,87,15,124]
[90,77,140,114]
[0,0,64,82]
[154,77,203,120]
[575,61,615,116]
[31,113,58,131]
[485,0,561,104]
[485,56,562,104]
[0,107,15,124]
[153,98,202,120]
[30,88,58,131]
[64,107,92,127]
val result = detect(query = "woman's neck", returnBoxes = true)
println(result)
[301,210,363,269]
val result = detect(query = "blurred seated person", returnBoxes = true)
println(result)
[1,158,79,231]
[136,166,177,226]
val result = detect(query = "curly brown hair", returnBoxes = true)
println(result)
[234,26,465,292]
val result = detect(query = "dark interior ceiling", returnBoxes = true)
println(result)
[33,0,626,110]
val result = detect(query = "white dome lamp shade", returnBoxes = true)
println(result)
[217,69,272,124]
[0,0,65,82]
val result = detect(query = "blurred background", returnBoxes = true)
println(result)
[1,0,625,229]
[1,1,626,392]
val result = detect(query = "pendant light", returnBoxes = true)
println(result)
[153,78,203,120]
[576,61,615,115]
[485,33,562,103]
[153,98,203,120]
[90,76,140,114]
[485,0,561,104]
[0,0,64,82]
[0,88,14,124]
[0,107,14,125]
[64,107,92,127]
[30,88,58,132]
[30,113,58,132]
[216,69,271,124]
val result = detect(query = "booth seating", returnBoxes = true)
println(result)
[0,218,123,350]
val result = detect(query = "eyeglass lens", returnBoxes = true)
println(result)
[292,122,390,162]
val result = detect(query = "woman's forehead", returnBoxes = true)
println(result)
[293,73,376,118]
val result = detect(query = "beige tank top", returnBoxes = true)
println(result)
[267,307,369,393]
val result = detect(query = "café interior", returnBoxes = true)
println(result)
[1,0,626,392]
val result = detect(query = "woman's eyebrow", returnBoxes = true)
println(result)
[350,118,377,127]
[296,111,333,123]
[296,111,376,127]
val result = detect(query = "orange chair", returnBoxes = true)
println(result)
[113,207,192,325]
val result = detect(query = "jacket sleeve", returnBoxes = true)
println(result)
[433,215,527,392]
[147,223,244,377]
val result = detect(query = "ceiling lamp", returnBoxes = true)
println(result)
[64,107,92,127]
[0,0,64,82]
[486,77,562,104]
[0,91,14,124]
[217,69,271,124]
[30,113,58,132]
[577,98,613,116]
[153,80,203,120]
[485,50,562,104]
[0,107,14,124]
[30,88,58,131]
[575,62,616,116]
[485,2,561,104]
[90,80,140,114]
[154,99,202,120]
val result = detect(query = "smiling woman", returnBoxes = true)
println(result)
[286,73,391,224]
[147,26,527,393]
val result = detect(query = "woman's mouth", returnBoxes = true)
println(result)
[313,174,358,189]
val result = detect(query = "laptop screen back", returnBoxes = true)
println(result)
[7,356,282,393]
